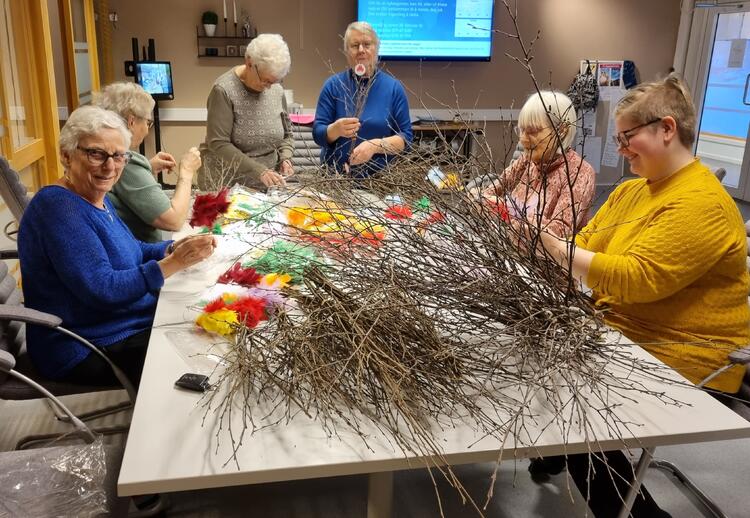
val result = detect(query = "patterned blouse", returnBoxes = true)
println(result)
[497,148,596,237]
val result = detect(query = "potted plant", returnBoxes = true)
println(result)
[202,11,219,37]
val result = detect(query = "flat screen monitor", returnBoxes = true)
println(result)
[357,0,494,61]
[135,61,174,100]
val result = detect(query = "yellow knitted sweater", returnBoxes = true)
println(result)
[576,159,750,392]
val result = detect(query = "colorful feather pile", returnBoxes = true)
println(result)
[190,188,231,228]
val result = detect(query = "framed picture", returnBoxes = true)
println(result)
[239,45,247,57]
[226,45,238,57]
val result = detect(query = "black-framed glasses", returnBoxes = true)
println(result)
[77,146,131,166]
[612,118,662,148]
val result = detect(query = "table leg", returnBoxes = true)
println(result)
[616,447,655,518]
[367,471,393,518]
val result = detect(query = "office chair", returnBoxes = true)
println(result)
[0,258,135,448]
[0,156,31,240]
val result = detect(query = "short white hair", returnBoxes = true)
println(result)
[344,21,380,53]
[93,81,155,119]
[59,105,131,154]
[245,33,291,79]
[518,90,577,150]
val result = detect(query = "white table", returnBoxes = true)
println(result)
[118,228,750,518]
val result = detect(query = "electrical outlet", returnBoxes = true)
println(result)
[108,12,118,22]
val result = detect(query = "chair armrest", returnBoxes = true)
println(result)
[0,359,96,443]
[0,304,62,327]
[0,349,15,371]
[0,303,137,403]
[0,249,18,260]
[729,346,750,366]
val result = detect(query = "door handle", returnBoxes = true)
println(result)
[743,74,750,105]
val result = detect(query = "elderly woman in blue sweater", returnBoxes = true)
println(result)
[18,105,216,388]
[313,21,413,176]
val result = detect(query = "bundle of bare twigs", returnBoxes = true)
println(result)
[197,147,685,515]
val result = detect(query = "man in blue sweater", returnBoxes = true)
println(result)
[313,21,412,177]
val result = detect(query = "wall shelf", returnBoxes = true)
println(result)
[196,26,253,58]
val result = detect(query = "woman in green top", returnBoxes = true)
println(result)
[94,82,201,242]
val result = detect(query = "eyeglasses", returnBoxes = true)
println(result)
[77,146,131,166]
[143,117,154,129]
[514,126,546,137]
[253,65,279,88]
[348,41,374,51]
[612,118,662,148]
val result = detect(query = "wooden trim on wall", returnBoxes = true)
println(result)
[96,0,113,84]
[58,0,79,112]
[84,0,100,93]
[1,1,60,183]
[30,0,61,183]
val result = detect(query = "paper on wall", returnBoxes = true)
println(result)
[579,136,602,175]
[581,109,596,137]
[596,61,624,87]
[600,88,626,168]
[602,137,621,167]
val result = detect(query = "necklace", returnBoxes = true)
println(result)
[60,175,112,220]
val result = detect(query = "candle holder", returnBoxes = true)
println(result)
[223,18,228,37]
[234,22,238,37]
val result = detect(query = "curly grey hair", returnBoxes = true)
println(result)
[344,21,380,54]
[245,33,291,79]
[93,81,155,120]
[59,105,131,154]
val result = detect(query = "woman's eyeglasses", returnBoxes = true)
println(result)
[514,126,545,137]
[348,41,374,51]
[77,146,131,166]
[143,117,154,129]
[612,118,662,148]
[253,65,279,88]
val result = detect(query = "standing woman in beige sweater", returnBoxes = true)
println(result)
[199,33,293,191]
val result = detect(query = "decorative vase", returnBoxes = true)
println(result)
[204,24,217,37]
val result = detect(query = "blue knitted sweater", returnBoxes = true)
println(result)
[313,69,413,176]
[18,186,168,380]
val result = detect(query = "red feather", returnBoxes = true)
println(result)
[218,263,262,287]
[227,296,268,328]
[384,204,413,220]
[190,188,231,227]
[485,200,510,223]
[203,297,227,313]
[424,210,446,225]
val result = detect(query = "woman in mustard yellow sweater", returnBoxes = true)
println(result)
[537,75,749,518]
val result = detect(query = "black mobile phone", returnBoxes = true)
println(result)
[174,373,210,392]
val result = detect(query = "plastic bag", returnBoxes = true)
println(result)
[0,437,108,517]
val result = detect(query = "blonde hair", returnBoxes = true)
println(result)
[518,90,577,151]
[614,73,696,147]
[93,81,155,120]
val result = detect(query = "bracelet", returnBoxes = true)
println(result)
[167,242,176,255]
